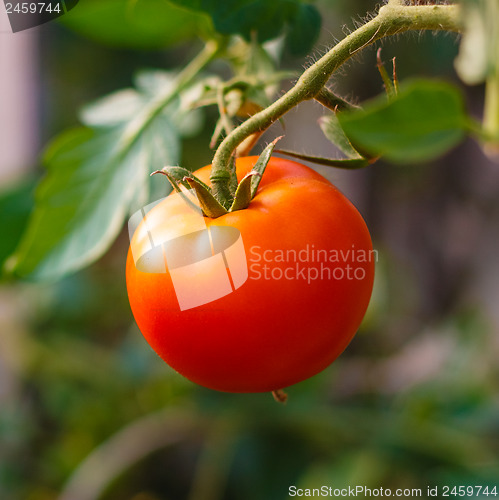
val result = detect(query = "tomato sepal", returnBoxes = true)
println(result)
[152,166,229,218]
[151,167,202,213]
[152,138,283,217]
[151,166,210,194]
[184,176,229,218]
[229,171,260,211]
[250,136,282,197]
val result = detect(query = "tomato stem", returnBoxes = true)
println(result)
[272,389,288,404]
[210,2,461,206]
[314,88,360,112]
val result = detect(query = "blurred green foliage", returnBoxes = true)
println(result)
[1,0,498,499]
[0,180,35,272]
[60,0,212,49]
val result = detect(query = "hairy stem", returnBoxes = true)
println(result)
[210,3,461,203]
[315,88,360,111]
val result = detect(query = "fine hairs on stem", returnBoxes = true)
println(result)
[208,2,461,206]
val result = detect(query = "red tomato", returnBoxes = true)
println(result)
[126,156,374,392]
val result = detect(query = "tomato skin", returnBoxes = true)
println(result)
[126,156,374,392]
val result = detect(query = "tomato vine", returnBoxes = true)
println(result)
[210,1,462,208]
[6,0,498,283]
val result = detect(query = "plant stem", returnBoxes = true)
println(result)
[483,0,499,156]
[315,88,360,111]
[484,74,499,151]
[118,39,223,152]
[210,3,461,203]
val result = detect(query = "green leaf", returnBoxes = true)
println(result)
[337,80,469,164]
[168,0,322,51]
[169,0,282,42]
[286,4,322,56]
[132,116,180,208]
[0,180,35,275]
[11,115,180,280]
[134,70,178,97]
[213,0,285,43]
[80,89,145,127]
[319,114,366,160]
[80,71,205,139]
[60,0,211,49]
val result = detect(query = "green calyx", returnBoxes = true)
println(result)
[152,137,281,218]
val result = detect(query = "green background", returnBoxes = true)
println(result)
[0,0,498,499]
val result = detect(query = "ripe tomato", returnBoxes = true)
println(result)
[126,156,374,392]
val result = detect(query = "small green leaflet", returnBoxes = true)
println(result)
[320,114,367,160]
[337,79,471,163]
